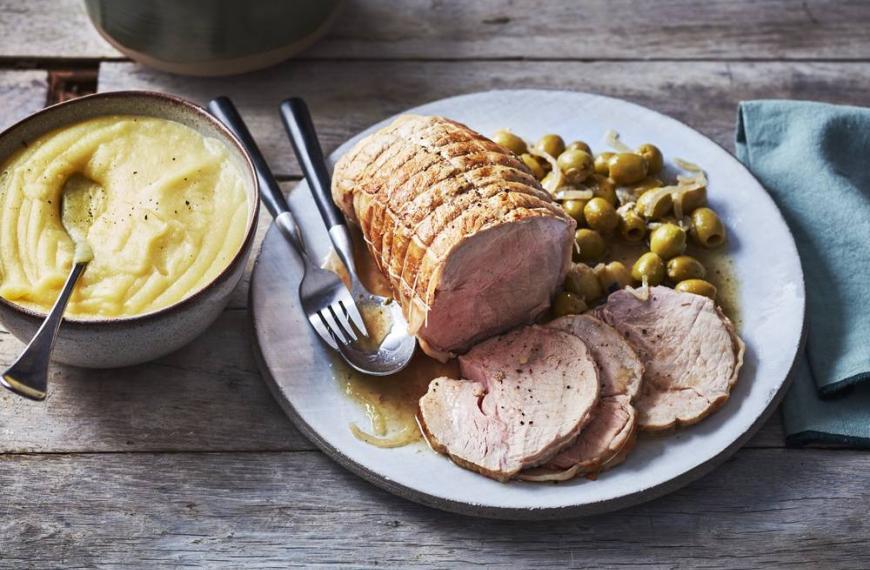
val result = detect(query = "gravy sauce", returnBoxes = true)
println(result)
[324,229,458,447]
[329,230,740,449]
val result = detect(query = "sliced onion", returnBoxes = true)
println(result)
[628,282,651,302]
[554,188,594,201]
[674,157,702,172]
[604,129,632,153]
[528,147,564,193]
[615,203,633,215]
[349,423,421,448]
[519,465,581,483]
[616,187,638,206]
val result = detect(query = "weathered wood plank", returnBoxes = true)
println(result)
[0,309,310,453]
[1,449,868,567]
[0,69,48,129]
[0,0,117,60]
[315,0,870,61]
[99,60,870,177]
[0,291,786,453]
[4,0,870,61]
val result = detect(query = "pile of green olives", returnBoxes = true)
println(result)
[490,129,731,316]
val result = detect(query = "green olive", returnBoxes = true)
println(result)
[561,199,587,225]
[491,129,527,155]
[594,152,615,176]
[636,143,664,175]
[618,206,647,242]
[552,291,588,318]
[667,255,706,282]
[633,177,664,194]
[556,149,593,184]
[631,252,665,286]
[583,197,618,234]
[596,261,631,294]
[678,185,707,214]
[520,153,546,180]
[675,278,717,300]
[566,141,592,154]
[690,207,726,248]
[534,134,565,158]
[564,263,603,302]
[608,153,648,185]
[591,175,617,206]
[636,189,673,220]
[649,223,687,260]
[573,229,606,262]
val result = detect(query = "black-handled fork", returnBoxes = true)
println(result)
[279,97,356,276]
[279,97,416,375]
[208,96,367,350]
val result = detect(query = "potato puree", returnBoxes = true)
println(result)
[0,115,249,318]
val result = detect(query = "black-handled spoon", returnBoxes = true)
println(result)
[280,98,344,231]
[208,96,305,251]
[207,96,370,352]
[279,97,357,275]
[279,96,416,370]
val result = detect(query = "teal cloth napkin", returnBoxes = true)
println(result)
[736,100,870,446]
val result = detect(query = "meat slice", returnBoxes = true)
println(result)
[418,325,600,482]
[519,315,644,482]
[595,286,745,431]
[332,115,575,361]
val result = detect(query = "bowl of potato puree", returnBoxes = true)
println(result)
[0,91,259,368]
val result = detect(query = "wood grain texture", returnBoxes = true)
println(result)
[3,0,870,61]
[315,0,870,61]
[0,70,48,129]
[99,60,870,177]
[0,2,864,563]
[0,0,117,60]
[0,180,786,453]
[0,184,305,453]
[0,309,310,453]
[1,449,869,567]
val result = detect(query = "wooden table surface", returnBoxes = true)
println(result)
[2,1,869,567]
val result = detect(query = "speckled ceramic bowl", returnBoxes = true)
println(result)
[0,91,260,368]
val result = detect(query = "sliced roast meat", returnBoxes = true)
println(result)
[519,315,644,481]
[547,314,643,399]
[595,286,745,431]
[418,325,600,482]
[332,115,575,361]
[520,400,637,482]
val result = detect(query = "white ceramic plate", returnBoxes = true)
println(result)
[250,90,805,519]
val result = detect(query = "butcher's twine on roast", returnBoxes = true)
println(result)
[332,115,576,360]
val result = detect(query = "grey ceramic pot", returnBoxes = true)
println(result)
[0,91,260,368]
[84,0,343,76]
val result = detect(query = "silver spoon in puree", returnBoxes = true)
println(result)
[1,174,101,400]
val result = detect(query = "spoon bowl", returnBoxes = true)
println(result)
[0,176,95,399]
[337,284,417,376]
